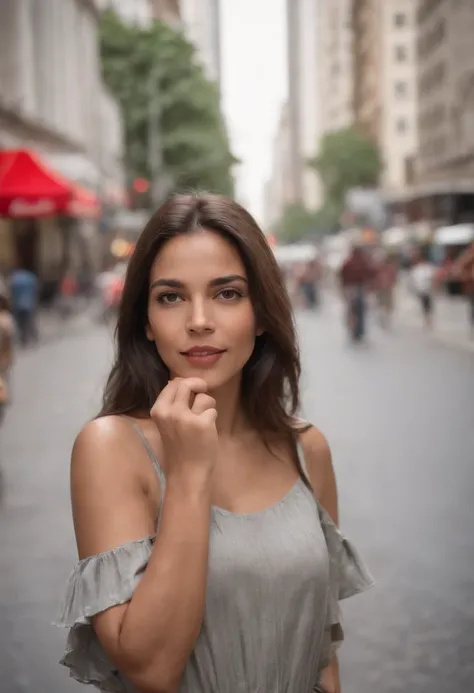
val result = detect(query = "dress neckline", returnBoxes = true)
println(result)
[211,477,306,519]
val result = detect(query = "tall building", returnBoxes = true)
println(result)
[380,0,418,195]
[286,0,322,210]
[180,0,221,87]
[97,0,153,26]
[416,1,474,188]
[352,0,418,197]
[151,0,181,26]
[352,0,382,144]
[0,0,125,277]
[318,0,354,134]
[263,103,293,229]
[0,0,102,159]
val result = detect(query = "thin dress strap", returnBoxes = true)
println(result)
[123,417,166,492]
[296,439,311,485]
[293,418,312,486]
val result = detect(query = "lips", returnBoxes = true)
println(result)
[181,346,226,368]
[182,346,226,356]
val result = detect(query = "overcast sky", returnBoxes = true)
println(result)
[220,0,287,225]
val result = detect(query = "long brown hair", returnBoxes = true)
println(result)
[99,194,309,479]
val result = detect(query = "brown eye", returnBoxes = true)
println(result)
[157,292,182,305]
[218,289,242,300]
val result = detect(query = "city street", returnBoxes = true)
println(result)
[0,306,473,693]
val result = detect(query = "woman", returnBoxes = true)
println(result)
[57,194,373,693]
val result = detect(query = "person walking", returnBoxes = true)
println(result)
[374,252,399,330]
[339,245,375,342]
[450,241,474,338]
[10,266,39,346]
[409,249,437,331]
[56,194,373,693]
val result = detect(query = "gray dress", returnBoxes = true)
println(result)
[56,424,373,692]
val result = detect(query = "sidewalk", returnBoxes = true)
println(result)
[396,286,474,354]
[35,302,97,344]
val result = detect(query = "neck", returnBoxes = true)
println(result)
[210,374,247,437]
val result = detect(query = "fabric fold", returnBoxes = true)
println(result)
[317,502,374,669]
[55,536,155,691]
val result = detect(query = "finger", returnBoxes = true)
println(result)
[199,407,217,425]
[153,379,180,410]
[180,377,208,393]
[173,378,207,410]
[191,393,216,415]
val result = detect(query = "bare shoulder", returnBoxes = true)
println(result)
[298,424,338,524]
[72,415,146,474]
[71,416,160,559]
[298,424,332,481]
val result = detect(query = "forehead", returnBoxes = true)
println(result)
[150,229,246,279]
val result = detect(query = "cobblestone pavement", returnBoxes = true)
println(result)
[0,309,472,693]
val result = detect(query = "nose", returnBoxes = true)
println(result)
[186,297,215,335]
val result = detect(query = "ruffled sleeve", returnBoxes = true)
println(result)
[55,536,155,692]
[317,503,374,670]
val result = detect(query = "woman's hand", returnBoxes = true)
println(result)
[151,377,218,486]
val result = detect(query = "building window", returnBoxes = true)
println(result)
[396,118,408,134]
[395,45,408,62]
[395,81,407,98]
[394,13,406,27]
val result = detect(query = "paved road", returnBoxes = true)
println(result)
[0,308,473,693]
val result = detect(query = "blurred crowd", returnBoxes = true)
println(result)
[287,238,474,343]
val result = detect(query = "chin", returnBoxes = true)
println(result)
[171,364,240,392]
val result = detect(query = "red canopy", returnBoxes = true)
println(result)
[0,149,100,219]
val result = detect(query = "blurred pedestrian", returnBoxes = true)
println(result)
[339,244,375,342]
[58,270,79,319]
[450,241,474,337]
[299,257,323,309]
[409,249,437,331]
[374,252,398,329]
[10,266,39,346]
[57,194,372,693]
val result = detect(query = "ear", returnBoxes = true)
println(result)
[255,326,264,337]
[145,323,154,341]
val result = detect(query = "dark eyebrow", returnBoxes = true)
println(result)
[209,274,248,287]
[150,275,248,291]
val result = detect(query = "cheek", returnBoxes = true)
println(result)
[227,305,259,344]
[146,306,178,348]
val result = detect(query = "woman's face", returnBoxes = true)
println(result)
[146,228,261,391]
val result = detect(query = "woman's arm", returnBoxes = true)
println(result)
[72,415,213,693]
[300,427,341,693]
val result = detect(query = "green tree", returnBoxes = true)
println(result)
[273,203,318,243]
[100,11,236,198]
[308,127,382,209]
[312,199,340,234]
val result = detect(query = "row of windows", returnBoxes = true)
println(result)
[395,117,409,134]
[418,19,446,59]
[394,44,408,63]
[393,12,407,28]
[419,61,446,96]
[395,81,408,98]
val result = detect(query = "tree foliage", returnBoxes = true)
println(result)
[308,127,382,208]
[273,200,342,243]
[99,11,236,197]
[272,203,318,243]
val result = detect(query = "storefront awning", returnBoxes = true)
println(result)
[0,149,100,219]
